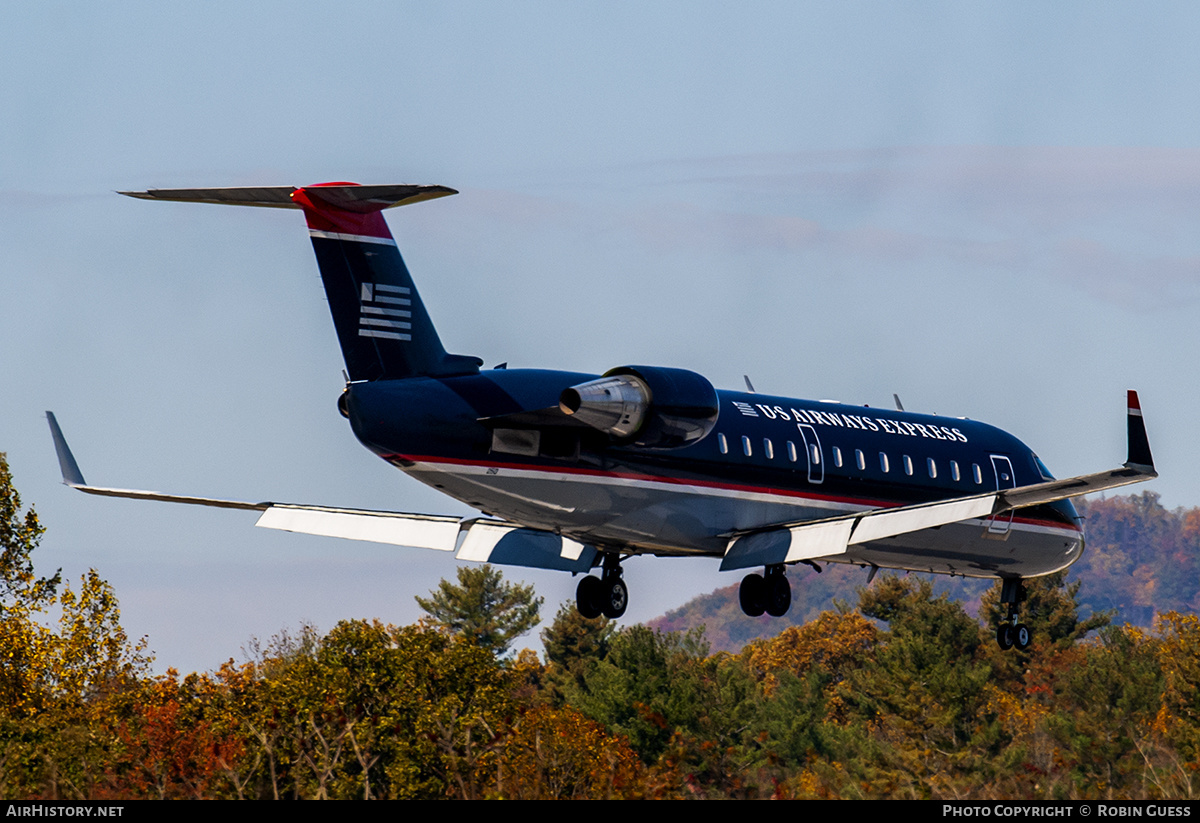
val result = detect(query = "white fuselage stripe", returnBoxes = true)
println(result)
[403,459,1081,539]
[309,230,397,246]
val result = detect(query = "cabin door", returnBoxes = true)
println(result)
[797,424,824,484]
[987,454,1017,536]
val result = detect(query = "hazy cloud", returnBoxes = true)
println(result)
[442,147,1200,309]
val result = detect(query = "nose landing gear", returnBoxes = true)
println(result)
[996,578,1032,651]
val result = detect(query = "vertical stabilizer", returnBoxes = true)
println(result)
[120,182,482,381]
[291,184,482,381]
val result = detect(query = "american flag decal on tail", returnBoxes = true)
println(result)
[359,282,412,341]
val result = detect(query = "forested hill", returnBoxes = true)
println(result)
[648,492,1194,653]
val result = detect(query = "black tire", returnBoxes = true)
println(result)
[766,573,792,617]
[576,575,603,619]
[602,577,628,619]
[739,573,766,617]
[1015,623,1032,651]
[996,623,1014,651]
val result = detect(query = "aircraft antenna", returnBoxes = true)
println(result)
[743,375,756,393]
[893,393,905,411]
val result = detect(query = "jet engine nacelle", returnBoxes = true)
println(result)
[559,365,719,449]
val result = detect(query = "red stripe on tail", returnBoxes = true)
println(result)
[291,184,394,239]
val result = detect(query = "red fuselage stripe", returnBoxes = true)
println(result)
[386,453,1081,533]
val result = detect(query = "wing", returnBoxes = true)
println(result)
[720,391,1157,571]
[46,412,595,572]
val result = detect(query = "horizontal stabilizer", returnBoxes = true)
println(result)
[118,184,457,212]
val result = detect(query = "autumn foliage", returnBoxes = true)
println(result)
[5,450,1200,799]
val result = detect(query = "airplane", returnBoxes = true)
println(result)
[46,182,1158,652]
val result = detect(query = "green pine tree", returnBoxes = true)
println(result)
[415,565,542,657]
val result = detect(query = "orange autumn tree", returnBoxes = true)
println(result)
[495,703,643,799]
[0,453,151,799]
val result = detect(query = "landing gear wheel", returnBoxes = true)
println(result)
[576,575,603,619]
[766,573,792,617]
[602,577,628,619]
[997,578,1031,652]
[739,573,766,617]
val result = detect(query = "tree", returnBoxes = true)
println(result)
[567,625,715,763]
[0,455,152,800]
[416,565,542,657]
[496,703,644,799]
[1038,625,1165,797]
[981,571,1110,656]
[540,604,614,707]
[0,453,61,716]
[746,610,879,697]
[837,576,994,797]
[0,453,59,612]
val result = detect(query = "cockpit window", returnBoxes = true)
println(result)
[1033,453,1055,481]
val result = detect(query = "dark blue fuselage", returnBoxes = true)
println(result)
[344,368,1083,578]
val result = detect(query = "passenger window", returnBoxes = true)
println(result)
[950,460,960,482]
[787,441,797,462]
[927,457,937,479]
[903,455,913,476]
[972,463,983,484]
[742,435,753,457]
[718,433,728,455]
[879,452,890,473]
[832,446,843,467]
[763,438,774,460]
[809,444,820,465]
[855,449,866,470]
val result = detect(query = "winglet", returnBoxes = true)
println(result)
[45,413,268,510]
[1125,390,1155,472]
[46,411,87,487]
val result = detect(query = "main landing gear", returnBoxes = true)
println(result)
[996,578,1032,652]
[576,553,628,620]
[739,565,792,617]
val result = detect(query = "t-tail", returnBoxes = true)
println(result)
[120,183,482,381]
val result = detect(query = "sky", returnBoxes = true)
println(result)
[3,1,1200,674]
